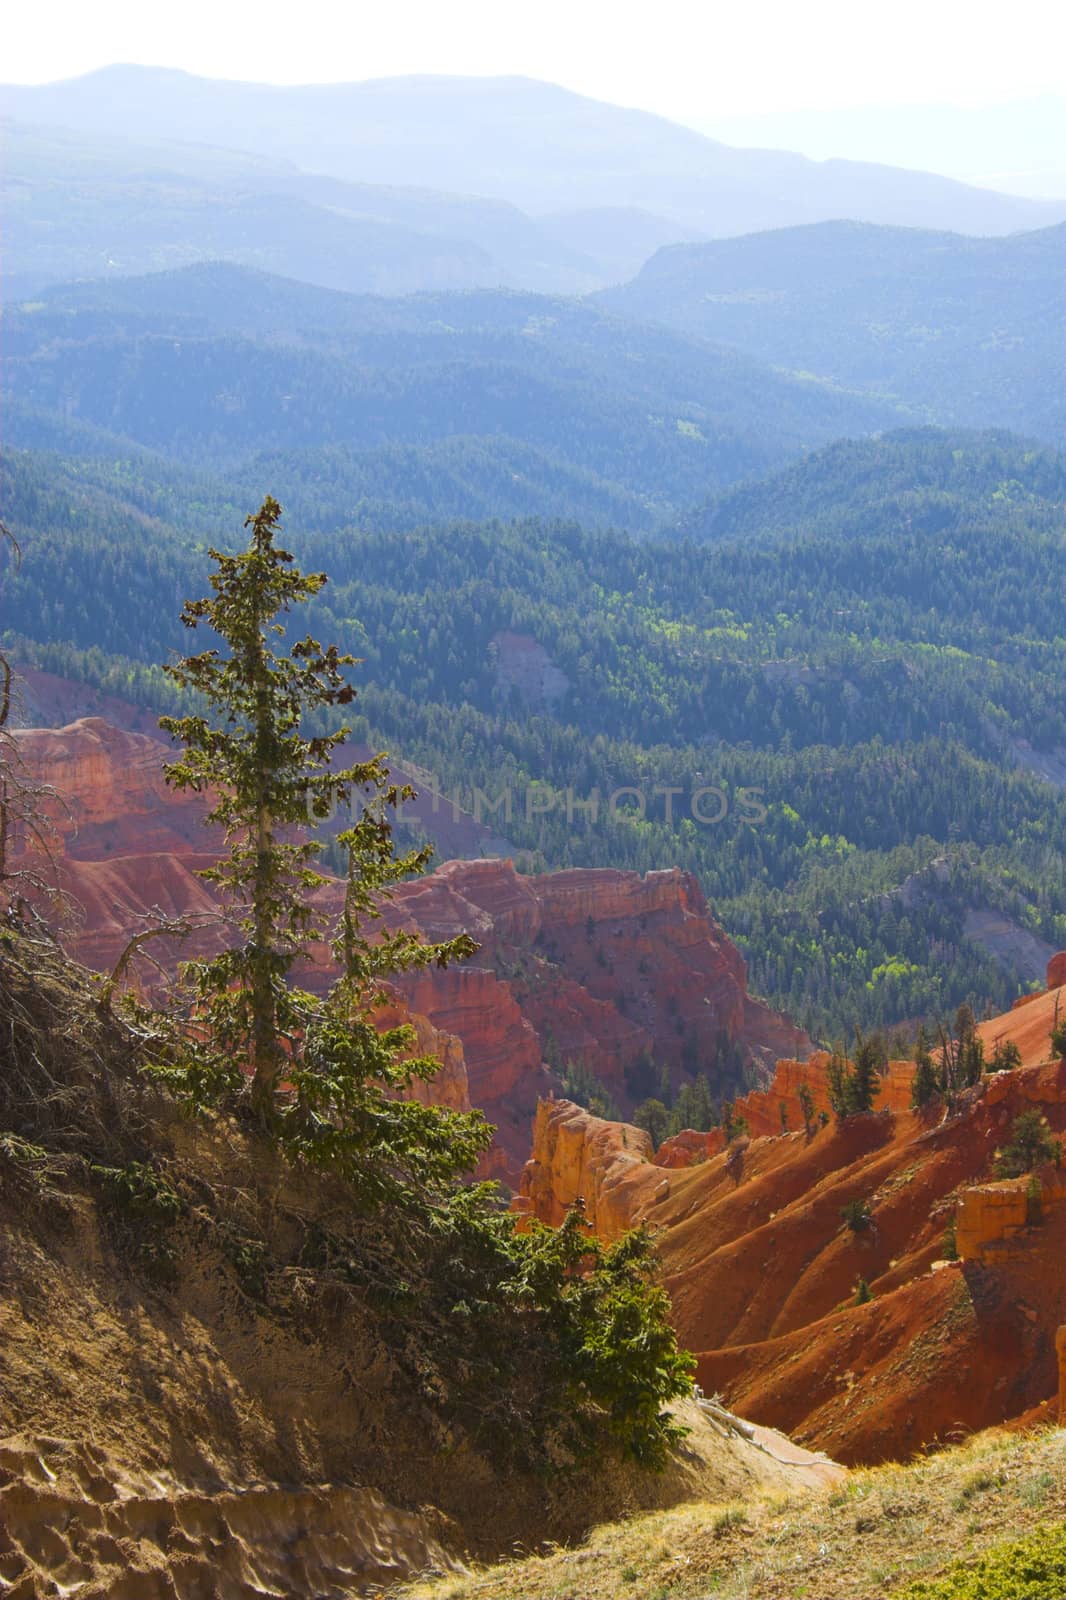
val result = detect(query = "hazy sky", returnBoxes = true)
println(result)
[5,0,1066,118]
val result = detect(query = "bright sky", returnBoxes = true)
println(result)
[5,0,1066,118]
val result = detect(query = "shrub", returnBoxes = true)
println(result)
[372,1201,696,1470]
[987,1038,1022,1074]
[1051,1015,1066,1058]
[901,1523,1066,1599]
[994,1111,1063,1178]
[841,1198,873,1233]
[91,1160,186,1280]
[854,1277,873,1304]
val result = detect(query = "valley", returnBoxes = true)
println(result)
[2,40,1066,1600]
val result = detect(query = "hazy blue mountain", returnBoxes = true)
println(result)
[597,220,1066,442]
[0,118,609,299]
[698,95,1066,200]
[2,261,910,523]
[3,67,1062,240]
[534,207,705,281]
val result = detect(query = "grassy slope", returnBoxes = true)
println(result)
[407,1425,1066,1600]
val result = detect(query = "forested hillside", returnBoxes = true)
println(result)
[3,263,909,522]
[4,427,1065,1039]
[598,220,1066,442]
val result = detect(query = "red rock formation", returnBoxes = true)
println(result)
[9,717,806,1184]
[519,1036,1066,1462]
[655,1127,726,1168]
[515,1099,658,1240]
[730,1052,917,1138]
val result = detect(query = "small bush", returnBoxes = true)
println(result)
[1051,1016,1066,1058]
[901,1522,1066,1598]
[987,1039,1022,1074]
[994,1111,1063,1178]
[941,1215,959,1260]
[854,1277,873,1304]
[952,1468,1003,1509]
[841,1198,873,1233]
[91,1160,186,1281]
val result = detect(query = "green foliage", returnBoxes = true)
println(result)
[941,1215,959,1260]
[90,1159,186,1280]
[854,1277,873,1304]
[987,1037,1023,1074]
[911,1025,940,1108]
[558,1058,620,1120]
[797,1081,816,1135]
[900,1523,1066,1599]
[330,1197,694,1471]
[6,425,1066,1043]
[828,1036,882,1118]
[1050,1013,1066,1058]
[145,505,691,1468]
[719,1099,749,1144]
[633,1098,671,1151]
[604,227,1065,445]
[994,1111,1063,1178]
[154,497,491,1200]
[841,1198,873,1233]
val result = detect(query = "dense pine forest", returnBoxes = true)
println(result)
[4,420,1065,1040]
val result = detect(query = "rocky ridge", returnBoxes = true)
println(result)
[517,955,1066,1462]
[10,715,807,1179]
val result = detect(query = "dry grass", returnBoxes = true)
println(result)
[400,1425,1066,1600]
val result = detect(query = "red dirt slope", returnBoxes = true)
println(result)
[519,968,1066,1463]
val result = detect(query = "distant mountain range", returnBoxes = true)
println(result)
[698,95,1066,200]
[598,220,1066,443]
[0,118,618,301]
[2,67,1064,308]
[2,261,911,523]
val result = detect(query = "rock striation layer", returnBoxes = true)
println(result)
[517,962,1066,1464]
[9,717,807,1180]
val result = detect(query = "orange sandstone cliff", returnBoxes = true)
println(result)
[9,717,807,1179]
[518,960,1066,1463]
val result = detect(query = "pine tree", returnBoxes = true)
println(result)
[910,1024,939,1108]
[158,497,490,1199]
[798,1081,816,1137]
[848,1032,882,1114]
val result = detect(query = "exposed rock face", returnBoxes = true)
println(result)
[518,1003,1066,1463]
[733,1052,916,1137]
[10,717,807,1182]
[515,1099,657,1240]
[370,997,471,1113]
[490,630,569,710]
[1047,951,1066,992]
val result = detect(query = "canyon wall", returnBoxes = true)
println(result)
[9,717,807,1179]
[517,967,1066,1465]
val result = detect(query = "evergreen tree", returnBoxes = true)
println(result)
[633,1098,671,1149]
[798,1081,816,1137]
[158,497,490,1198]
[848,1033,881,1114]
[910,1024,939,1108]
